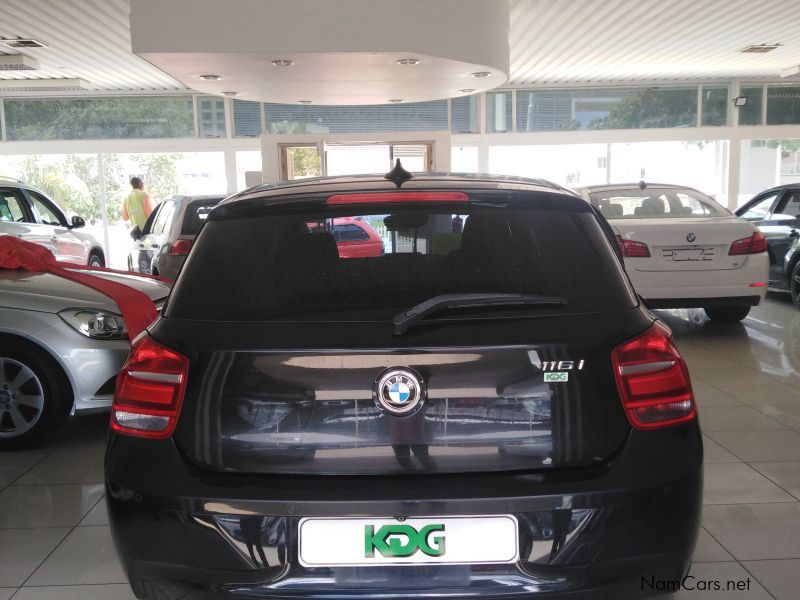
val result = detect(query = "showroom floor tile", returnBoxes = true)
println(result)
[0,296,799,599]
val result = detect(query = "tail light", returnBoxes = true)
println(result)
[168,239,193,256]
[111,334,188,439]
[615,234,651,257]
[729,231,767,255]
[612,322,696,430]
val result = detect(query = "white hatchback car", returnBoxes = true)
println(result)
[574,183,769,322]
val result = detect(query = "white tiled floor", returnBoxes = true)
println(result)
[1,294,799,599]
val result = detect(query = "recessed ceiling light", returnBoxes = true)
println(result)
[222,91,239,96]
[272,59,294,67]
[389,98,404,103]
[470,71,492,78]
[396,58,420,66]
[199,74,221,80]
[298,100,313,104]
[459,88,476,93]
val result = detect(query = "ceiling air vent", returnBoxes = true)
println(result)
[0,78,90,92]
[0,38,47,49]
[0,55,40,70]
[739,44,782,54]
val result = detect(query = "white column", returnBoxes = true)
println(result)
[726,137,741,211]
[97,153,111,266]
[224,149,237,194]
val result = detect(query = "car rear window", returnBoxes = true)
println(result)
[167,191,635,321]
[589,188,727,219]
[181,200,220,235]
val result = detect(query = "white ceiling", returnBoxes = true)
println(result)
[1,0,800,93]
[508,0,800,85]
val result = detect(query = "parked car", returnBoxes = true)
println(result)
[0,177,106,267]
[735,184,800,308]
[0,269,170,449]
[308,216,385,257]
[107,169,701,599]
[574,182,769,322]
[128,195,225,279]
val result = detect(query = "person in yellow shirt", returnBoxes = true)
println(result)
[122,177,154,230]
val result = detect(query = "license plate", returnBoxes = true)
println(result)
[298,515,519,567]
[662,248,714,261]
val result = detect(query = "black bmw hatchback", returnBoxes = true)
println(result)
[106,169,702,599]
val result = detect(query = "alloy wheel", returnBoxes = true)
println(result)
[0,357,45,438]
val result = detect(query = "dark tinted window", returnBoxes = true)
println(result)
[333,223,370,242]
[181,200,220,235]
[168,193,634,321]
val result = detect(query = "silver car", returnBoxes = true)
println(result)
[0,269,170,449]
[1,177,107,267]
[128,194,224,279]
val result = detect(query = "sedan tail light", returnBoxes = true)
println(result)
[168,239,193,256]
[111,334,188,439]
[729,231,767,255]
[615,234,651,257]
[612,322,696,430]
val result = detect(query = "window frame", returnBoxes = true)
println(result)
[24,189,68,227]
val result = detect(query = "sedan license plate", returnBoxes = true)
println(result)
[662,248,713,262]
[298,515,519,567]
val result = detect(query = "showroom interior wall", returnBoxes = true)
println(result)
[1,82,800,267]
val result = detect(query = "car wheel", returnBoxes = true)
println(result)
[0,337,72,450]
[704,306,751,322]
[792,261,800,310]
[88,250,105,268]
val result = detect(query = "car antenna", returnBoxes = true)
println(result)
[638,180,647,191]
[385,159,413,189]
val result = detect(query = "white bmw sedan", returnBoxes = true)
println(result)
[574,183,769,322]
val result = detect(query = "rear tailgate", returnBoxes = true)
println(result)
[615,216,757,271]
[165,314,645,476]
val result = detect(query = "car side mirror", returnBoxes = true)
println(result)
[70,215,86,229]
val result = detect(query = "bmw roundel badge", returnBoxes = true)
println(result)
[375,368,424,415]
[686,232,696,243]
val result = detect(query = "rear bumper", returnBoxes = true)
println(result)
[106,424,703,599]
[627,254,769,305]
[646,295,762,309]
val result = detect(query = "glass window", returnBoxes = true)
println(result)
[233,100,262,137]
[0,190,28,222]
[738,87,763,125]
[151,200,175,235]
[451,146,479,173]
[181,199,222,235]
[169,197,634,321]
[4,96,194,140]
[332,223,371,242]
[489,143,609,186]
[587,187,724,219]
[774,191,800,219]
[486,91,512,132]
[451,95,478,133]
[198,96,226,138]
[27,190,66,225]
[516,87,698,131]
[264,101,448,133]
[701,87,728,126]
[740,192,778,221]
[767,86,800,125]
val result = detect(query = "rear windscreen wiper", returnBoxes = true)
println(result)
[392,293,568,335]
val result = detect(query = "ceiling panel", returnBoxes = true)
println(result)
[0,0,183,91]
[509,0,800,85]
[0,0,799,92]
